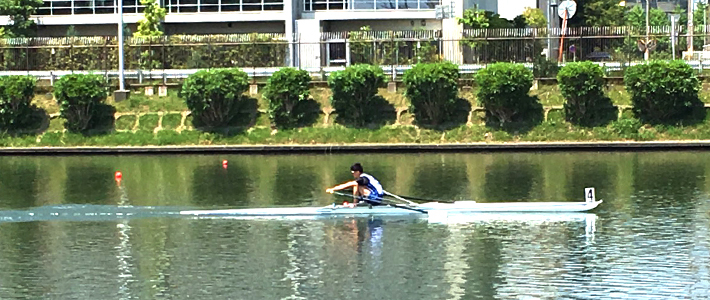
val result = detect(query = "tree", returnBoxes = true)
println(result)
[584,0,626,26]
[457,6,512,29]
[0,0,43,37]
[520,7,547,28]
[134,0,166,37]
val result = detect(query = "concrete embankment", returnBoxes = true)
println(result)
[2,141,710,155]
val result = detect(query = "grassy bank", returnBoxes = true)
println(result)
[5,82,710,148]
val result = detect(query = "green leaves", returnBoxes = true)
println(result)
[403,62,460,126]
[624,60,704,124]
[475,62,541,126]
[53,74,109,133]
[557,62,615,126]
[0,75,35,131]
[134,0,166,37]
[263,68,312,129]
[0,0,43,37]
[180,68,250,129]
[327,64,387,127]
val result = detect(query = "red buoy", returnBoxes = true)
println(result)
[115,171,122,180]
[222,160,228,169]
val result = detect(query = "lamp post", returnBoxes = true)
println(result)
[114,0,129,101]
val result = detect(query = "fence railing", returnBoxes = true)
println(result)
[3,27,710,76]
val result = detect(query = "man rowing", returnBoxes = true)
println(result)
[325,163,385,208]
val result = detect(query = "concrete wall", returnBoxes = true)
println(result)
[295,19,322,68]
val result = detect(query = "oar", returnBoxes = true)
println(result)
[384,191,455,203]
[329,191,428,214]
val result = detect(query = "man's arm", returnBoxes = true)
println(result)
[326,181,358,193]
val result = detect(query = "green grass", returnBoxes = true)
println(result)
[138,114,160,131]
[161,113,183,130]
[115,115,137,131]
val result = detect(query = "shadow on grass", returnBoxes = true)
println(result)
[1,106,50,137]
[333,96,397,128]
[292,98,322,128]
[485,101,544,134]
[81,104,117,136]
[415,98,472,131]
[191,97,259,136]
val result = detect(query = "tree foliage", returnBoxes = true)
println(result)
[0,0,43,37]
[557,62,615,126]
[520,7,547,28]
[0,75,35,131]
[327,64,387,127]
[402,62,460,126]
[624,60,704,124]
[475,62,542,127]
[135,0,166,37]
[584,0,626,26]
[54,74,109,133]
[180,68,251,129]
[263,68,313,129]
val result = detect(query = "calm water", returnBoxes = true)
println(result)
[0,152,709,299]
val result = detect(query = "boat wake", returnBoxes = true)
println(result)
[0,204,187,224]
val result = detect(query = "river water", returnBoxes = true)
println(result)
[0,152,709,299]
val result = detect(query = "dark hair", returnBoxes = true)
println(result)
[350,163,364,173]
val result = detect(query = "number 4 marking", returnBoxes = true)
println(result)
[585,188,595,203]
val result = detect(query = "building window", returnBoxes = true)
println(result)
[304,0,439,11]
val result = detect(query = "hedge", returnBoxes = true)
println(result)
[624,60,704,124]
[180,68,251,129]
[263,68,313,129]
[403,61,460,126]
[0,76,36,131]
[328,64,387,126]
[557,61,615,126]
[54,74,109,133]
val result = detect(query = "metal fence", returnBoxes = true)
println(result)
[3,26,710,79]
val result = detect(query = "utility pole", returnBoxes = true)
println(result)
[645,0,649,60]
[689,0,694,56]
[114,0,130,101]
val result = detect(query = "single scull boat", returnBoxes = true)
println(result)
[180,188,602,218]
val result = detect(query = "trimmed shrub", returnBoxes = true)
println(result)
[180,68,250,129]
[0,76,36,131]
[328,64,387,126]
[475,62,542,128]
[263,68,314,129]
[54,74,109,133]
[403,61,460,126]
[624,60,704,124]
[557,62,615,126]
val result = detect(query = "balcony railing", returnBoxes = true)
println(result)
[36,0,283,15]
[303,0,438,11]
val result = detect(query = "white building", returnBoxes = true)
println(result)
[0,0,541,37]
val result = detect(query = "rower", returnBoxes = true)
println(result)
[325,163,385,208]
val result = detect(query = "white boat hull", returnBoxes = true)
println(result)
[179,200,603,218]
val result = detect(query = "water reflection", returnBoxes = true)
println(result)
[1,152,710,299]
[484,155,541,201]
[191,163,251,207]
